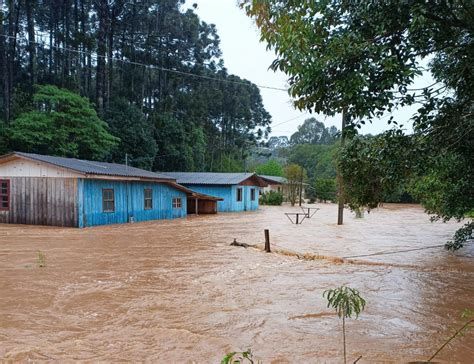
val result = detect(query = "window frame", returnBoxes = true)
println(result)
[236,187,243,202]
[250,188,256,201]
[0,179,10,211]
[172,197,182,209]
[102,188,115,213]
[144,188,153,210]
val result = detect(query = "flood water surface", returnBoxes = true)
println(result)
[0,204,473,362]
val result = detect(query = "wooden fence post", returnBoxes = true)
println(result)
[264,229,271,252]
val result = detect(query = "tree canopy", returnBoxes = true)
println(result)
[0,0,271,171]
[290,118,338,145]
[8,85,118,159]
[254,159,284,177]
[244,0,473,249]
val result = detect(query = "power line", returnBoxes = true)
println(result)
[0,34,289,92]
[272,112,309,128]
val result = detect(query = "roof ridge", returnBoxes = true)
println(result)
[7,151,175,181]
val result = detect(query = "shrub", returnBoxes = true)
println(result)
[260,191,283,205]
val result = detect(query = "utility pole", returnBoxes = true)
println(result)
[337,108,348,225]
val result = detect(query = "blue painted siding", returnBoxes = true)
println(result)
[182,184,260,212]
[78,179,187,227]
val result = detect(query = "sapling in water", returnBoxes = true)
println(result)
[323,286,366,364]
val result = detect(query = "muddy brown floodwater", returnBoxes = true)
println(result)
[0,203,473,363]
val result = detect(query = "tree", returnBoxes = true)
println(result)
[288,143,339,180]
[324,286,366,364]
[104,98,158,170]
[290,117,338,145]
[313,178,337,203]
[244,1,473,243]
[8,85,118,159]
[254,159,283,177]
[152,113,206,172]
[267,135,289,150]
[338,131,418,211]
[0,0,272,174]
[284,163,306,206]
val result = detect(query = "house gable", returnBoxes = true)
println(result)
[0,156,83,178]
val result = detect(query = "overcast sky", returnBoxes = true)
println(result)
[186,0,435,138]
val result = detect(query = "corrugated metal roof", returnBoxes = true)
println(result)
[164,172,262,185]
[8,152,175,181]
[260,175,287,184]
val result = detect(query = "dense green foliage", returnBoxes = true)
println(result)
[104,98,158,169]
[253,118,339,200]
[8,85,118,159]
[287,143,338,181]
[338,130,418,211]
[254,159,284,177]
[259,190,283,206]
[245,0,473,249]
[290,118,338,145]
[0,0,271,169]
[310,178,337,203]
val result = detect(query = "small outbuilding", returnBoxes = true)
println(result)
[259,175,287,194]
[259,174,307,201]
[0,152,221,227]
[164,172,268,212]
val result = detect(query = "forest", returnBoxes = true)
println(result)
[0,0,272,171]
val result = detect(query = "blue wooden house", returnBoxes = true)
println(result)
[0,152,221,227]
[163,172,268,212]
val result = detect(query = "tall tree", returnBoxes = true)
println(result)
[290,118,338,145]
[8,85,118,159]
[243,0,473,249]
[0,0,272,174]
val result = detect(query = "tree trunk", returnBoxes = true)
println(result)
[107,5,115,108]
[299,167,303,206]
[63,0,71,85]
[337,108,348,225]
[342,315,347,364]
[8,0,18,111]
[25,0,37,85]
[0,3,9,122]
[95,0,108,117]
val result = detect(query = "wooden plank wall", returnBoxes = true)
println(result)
[0,177,78,227]
[81,179,187,227]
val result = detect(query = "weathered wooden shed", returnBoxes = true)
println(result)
[163,172,268,212]
[0,152,221,227]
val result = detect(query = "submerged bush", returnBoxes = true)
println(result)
[259,191,283,206]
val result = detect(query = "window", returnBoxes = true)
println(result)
[236,187,243,202]
[172,197,182,209]
[0,179,10,211]
[144,188,153,210]
[102,188,115,212]
[251,188,256,201]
